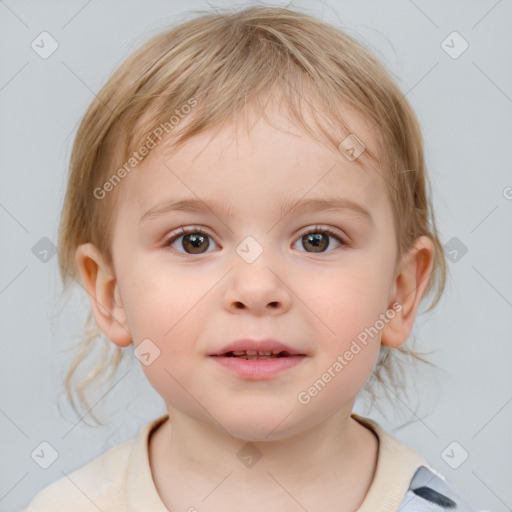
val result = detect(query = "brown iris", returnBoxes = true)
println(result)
[302,232,329,252]
[182,233,209,254]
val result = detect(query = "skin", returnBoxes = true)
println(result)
[76,99,434,511]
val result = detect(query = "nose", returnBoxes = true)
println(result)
[223,256,292,316]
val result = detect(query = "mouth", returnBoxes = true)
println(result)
[210,338,306,358]
[208,339,307,379]
[215,350,299,360]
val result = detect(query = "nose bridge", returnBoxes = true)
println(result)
[225,234,291,313]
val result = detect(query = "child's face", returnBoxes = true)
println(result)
[97,105,409,440]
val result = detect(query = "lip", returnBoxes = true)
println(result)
[210,355,306,380]
[208,338,307,380]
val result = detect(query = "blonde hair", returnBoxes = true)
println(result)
[58,5,447,426]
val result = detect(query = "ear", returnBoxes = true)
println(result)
[75,243,132,348]
[381,236,435,348]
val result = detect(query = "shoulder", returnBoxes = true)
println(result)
[23,438,135,512]
[23,414,170,512]
[399,465,477,511]
[351,415,478,512]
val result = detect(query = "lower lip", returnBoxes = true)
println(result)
[209,355,306,379]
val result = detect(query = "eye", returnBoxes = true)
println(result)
[163,225,346,256]
[163,226,218,255]
[293,226,345,253]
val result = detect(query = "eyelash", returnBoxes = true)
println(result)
[162,225,347,256]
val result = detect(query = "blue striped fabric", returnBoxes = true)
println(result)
[398,466,477,511]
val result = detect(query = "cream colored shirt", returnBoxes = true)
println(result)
[23,414,431,512]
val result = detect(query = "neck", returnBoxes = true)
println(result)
[149,405,379,510]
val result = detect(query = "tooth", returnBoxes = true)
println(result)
[229,351,282,360]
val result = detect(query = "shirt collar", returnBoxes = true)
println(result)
[124,413,426,512]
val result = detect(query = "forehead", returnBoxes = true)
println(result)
[116,100,390,224]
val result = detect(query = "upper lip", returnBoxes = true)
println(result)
[210,338,305,356]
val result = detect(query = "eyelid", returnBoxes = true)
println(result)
[299,225,346,242]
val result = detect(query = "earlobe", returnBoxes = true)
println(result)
[75,243,132,348]
[381,236,435,348]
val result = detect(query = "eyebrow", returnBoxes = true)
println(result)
[139,197,373,225]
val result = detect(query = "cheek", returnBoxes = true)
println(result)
[119,266,208,402]
[120,259,212,352]
[121,263,210,341]
[128,282,208,413]
[302,259,393,338]
[295,254,394,391]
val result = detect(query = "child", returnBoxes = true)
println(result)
[24,5,478,512]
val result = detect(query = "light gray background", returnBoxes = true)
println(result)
[1,1,511,511]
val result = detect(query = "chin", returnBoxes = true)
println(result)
[219,409,303,443]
